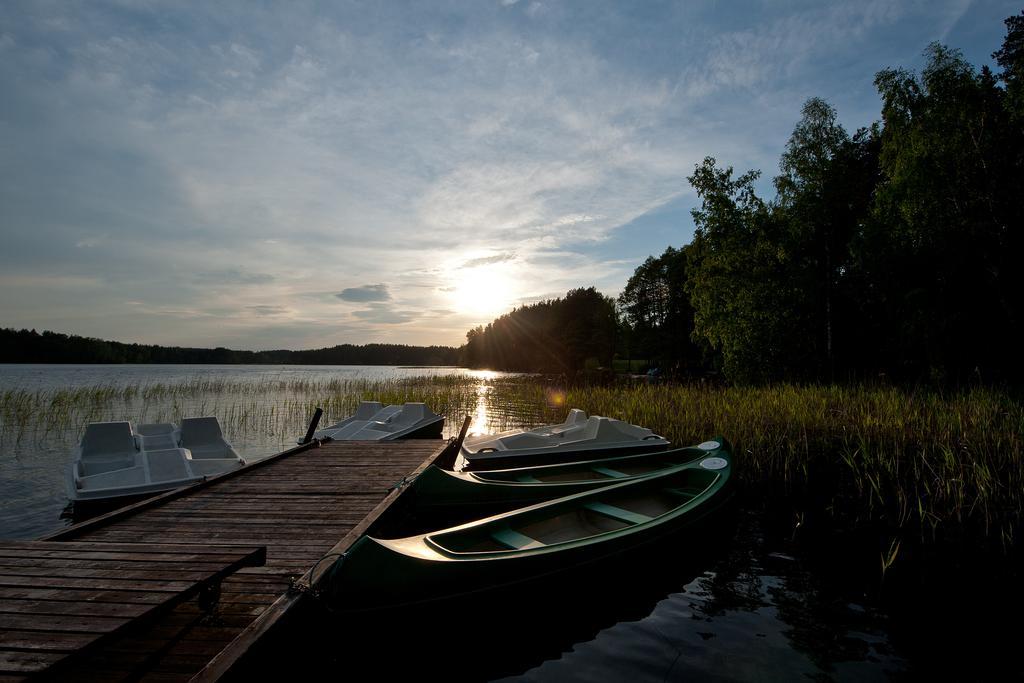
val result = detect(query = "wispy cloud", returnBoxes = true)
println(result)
[461,252,518,268]
[337,284,391,303]
[352,304,417,324]
[0,0,1003,348]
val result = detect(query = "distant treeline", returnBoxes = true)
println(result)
[0,328,460,366]
[460,288,618,373]
[464,13,1024,385]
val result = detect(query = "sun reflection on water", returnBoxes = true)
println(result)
[467,370,498,435]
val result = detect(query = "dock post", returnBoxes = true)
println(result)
[300,407,324,444]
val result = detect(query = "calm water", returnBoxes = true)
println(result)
[0,363,488,391]
[0,364,920,680]
[0,364,514,539]
[245,509,909,682]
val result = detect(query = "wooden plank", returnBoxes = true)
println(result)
[70,523,353,536]
[0,576,194,592]
[0,541,266,557]
[0,543,266,679]
[0,557,259,571]
[0,650,66,674]
[0,630,95,651]
[189,440,448,683]
[41,441,321,542]
[0,601,151,619]
[91,516,363,527]
[0,588,169,605]
[0,548,266,563]
[24,440,447,682]
[0,567,254,583]
[0,613,129,634]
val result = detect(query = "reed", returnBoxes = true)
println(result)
[1,374,1021,549]
[542,381,1024,549]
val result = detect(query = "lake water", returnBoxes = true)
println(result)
[0,364,520,539]
[0,364,921,680]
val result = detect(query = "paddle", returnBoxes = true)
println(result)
[434,414,472,470]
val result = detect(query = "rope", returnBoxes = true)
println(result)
[289,551,346,596]
[388,475,413,492]
[289,552,350,617]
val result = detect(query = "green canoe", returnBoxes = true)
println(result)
[407,438,732,514]
[316,447,733,611]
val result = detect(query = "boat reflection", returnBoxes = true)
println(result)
[235,509,910,682]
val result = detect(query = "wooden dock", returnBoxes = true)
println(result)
[1,438,449,681]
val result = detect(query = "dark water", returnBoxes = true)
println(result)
[0,364,512,538]
[235,509,910,682]
[4,365,1019,680]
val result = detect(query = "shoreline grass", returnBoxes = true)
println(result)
[551,382,1024,550]
[2,375,1021,551]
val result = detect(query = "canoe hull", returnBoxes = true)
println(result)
[318,450,734,612]
[322,486,733,612]
[460,440,671,471]
[409,440,729,516]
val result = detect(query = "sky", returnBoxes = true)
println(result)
[0,1,1018,350]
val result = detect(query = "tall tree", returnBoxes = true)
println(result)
[993,10,1024,120]
[686,157,798,383]
[774,98,879,379]
[868,43,1023,380]
[618,246,702,372]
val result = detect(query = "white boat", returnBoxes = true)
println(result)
[67,417,245,503]
[460,409,670,470]
[309,401,445,441]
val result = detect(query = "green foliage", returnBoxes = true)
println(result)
[993,10,1024,120]
[630,13,1024,385]
[460,287,617,373]
[550,381,1024,550]
[863,42,1024,380]
[685,157,798,383]
[617,246,702,371]
[0,328,460,366]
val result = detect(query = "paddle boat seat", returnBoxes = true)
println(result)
[78,421,139,476]
[462,409,670,467]
[354,401,384,420]
[391,403,426,423]
[68,417,245,503]
[136,423,179,451]
[180,417,237,460]
[310,402,444,441]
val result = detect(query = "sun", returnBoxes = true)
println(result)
[450,268,517,319]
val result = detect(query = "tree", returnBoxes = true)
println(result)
[867,43,1023,380]
[993,10,1024,120]
[773,98,880,379]
[458,288,618,373]
[685,157,798,383]
[618,246,702,373]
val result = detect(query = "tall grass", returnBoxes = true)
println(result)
[0,376,487,452]
[1,374,1021,549]
[543,382,1024,549]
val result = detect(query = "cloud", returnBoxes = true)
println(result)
[246,304,289,317]
[196,269,275,285]
[336,284,391,303]
[461,252,517,268]
[0,0,993,348]
[352,303,417,324]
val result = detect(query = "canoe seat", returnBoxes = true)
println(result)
[515,474,542,483]
[583,502,652,525]
[664,487,705,499]
[354,401,384,420]
[591,466,629,479]
[491,528,545,550]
